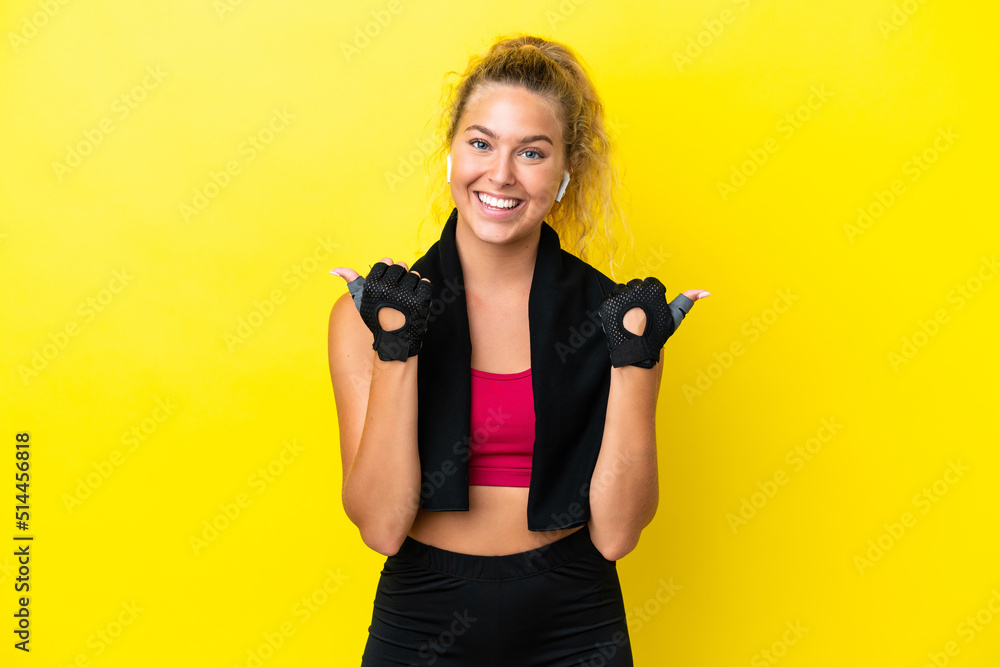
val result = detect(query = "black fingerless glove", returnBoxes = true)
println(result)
[598,277,694,368]
[351,262,432,362]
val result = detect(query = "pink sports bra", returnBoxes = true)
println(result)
[468,367,535,487]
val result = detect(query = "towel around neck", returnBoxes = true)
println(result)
[410,207,618,531]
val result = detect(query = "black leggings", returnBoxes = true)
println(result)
[361,524,633,666]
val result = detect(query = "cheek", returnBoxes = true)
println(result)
[452,160,479,184]
[531,171,560,197]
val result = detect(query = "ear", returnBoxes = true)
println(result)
[446,153,452,183]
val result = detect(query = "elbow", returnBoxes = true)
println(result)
[596,538,637,562]
[350,511,408,556]
[589,498,657,561]
[344,500,410,557]
[343,486,417,557]
[590,506,655,561]
[590,528,640,562]
[360,527,406,557]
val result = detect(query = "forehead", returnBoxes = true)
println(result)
[461,84,563,138]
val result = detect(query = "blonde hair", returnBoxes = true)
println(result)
[423,33,631,279]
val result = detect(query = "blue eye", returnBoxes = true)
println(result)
[468,139,545,159]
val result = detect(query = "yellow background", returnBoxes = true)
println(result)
[3,0,998,665]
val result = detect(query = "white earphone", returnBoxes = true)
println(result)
[555,170,570,202]
[447,153,571,202]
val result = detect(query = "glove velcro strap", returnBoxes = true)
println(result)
[373,330,410,362]
[609,335,657,368]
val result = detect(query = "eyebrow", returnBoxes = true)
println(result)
[463,124,553,146]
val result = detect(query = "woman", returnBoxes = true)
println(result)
[328,34,708,666]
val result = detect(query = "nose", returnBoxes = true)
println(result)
[488,153,515,187]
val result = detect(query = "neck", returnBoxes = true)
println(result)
[454,217,542,296]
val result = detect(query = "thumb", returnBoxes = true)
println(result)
[330,267,361,283]
[668,290,710,332]
[682,289,711,302]
[331,268,366,312]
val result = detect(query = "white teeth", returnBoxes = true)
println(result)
[478,192,520,209]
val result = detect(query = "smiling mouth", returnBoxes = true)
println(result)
[476,191,523,211]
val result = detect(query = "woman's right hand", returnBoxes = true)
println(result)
[330,258,433,362]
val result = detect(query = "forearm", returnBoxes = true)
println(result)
[343,354,421,555]
[588,357,663,560]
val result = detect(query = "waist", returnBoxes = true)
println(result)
[395,521,595,579]
[407,486,583,555]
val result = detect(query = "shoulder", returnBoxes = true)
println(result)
[558,249,617,296]
[410,237,441,275]
[328,292,370,370]
[329,290,362,331]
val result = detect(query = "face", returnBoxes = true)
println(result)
[450,84,567,249]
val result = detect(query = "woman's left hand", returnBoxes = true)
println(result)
[599,279,710,368]
[622,288,710,336]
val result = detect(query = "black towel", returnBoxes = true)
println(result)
[410,207,617,531]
